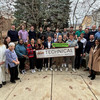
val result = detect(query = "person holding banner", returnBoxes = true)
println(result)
[27,38,37,73]
[55,35,64,72]
[66,34,79,72]
[44,36,53,71]
[36,39,44,71]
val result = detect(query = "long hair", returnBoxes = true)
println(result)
[36,39,43,49]
[94,39,100,50]
[4,36,9,45]
[97,39,100,49]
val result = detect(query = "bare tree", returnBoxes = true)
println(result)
[70,0,97,30]
[0,0,15,41]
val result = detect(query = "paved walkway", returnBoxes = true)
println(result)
[0,67,100,100]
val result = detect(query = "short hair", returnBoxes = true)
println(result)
[79,25,82,28]
[48,36,51,38]
[70,26,73,28]
[8,42,15,47]
[69,33,74,36]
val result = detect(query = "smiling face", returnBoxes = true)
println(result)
[31,26,34,31]
[48,36,52,41]
[63,34,67,39]
[9,45,15,51]
[11,25,15,30]
[19,39,23,45]
[31,39,35,44]
[58,35,62,41]
[6,37,11,44]
[78,36,81,41]
[95,40,99,45]
[47,27,51,32]
[22,25,25,30]
[92,25,96,30]
[69,34,74,40]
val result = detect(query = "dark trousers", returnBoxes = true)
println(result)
[8,65,18,82]
[18,58,26,71]
[44,58,52,68]
[29,57,36,69]
[75,55,81,69]
[36,59,43,70]
[91,70,96,78]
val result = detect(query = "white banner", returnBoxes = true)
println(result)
[36,47,75,58]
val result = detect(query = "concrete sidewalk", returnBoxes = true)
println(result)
[0,67,100,100]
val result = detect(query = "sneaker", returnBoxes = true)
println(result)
[15,78,20,80]
[24,70,27,74]
[72,68,76,73]
[62,64,64,68]
[60,68,62,72]
[22,70,25,74]
[38,69,41,72]
[66,68,69,72]
[2,81,6,85]
[45,68,48,72]
[0,84,2,88]
[41,69,43,72]
[50,68,53,71]
[55,69,57,72]
[31,69,36,73]
[10,81,16,83]
[64,64,67,67]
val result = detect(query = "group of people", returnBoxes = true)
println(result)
[0,24,100,88]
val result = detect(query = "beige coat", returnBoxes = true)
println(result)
[88,47,100,72]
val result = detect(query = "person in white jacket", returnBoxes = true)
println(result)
[0,40,6,88]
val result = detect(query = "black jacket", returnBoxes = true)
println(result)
[76,41,83,55]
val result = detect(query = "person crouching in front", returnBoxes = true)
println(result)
[6,42,20,83]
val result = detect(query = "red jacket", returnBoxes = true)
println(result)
[27,44,36,58]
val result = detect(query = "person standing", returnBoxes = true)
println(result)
[27,38,36,73]
[63,34,68,43]
[62,28,68,36]
[45,27,54,39]
[88,25,97,39]
[53,34,58,43]
[84,28,89,41]
[18,25,29,44]
[15,39,27,74]
[55,35,64,72]
[0,40,6,88]
[44,36,53,71]
[66,34,79,72]
[67,26,74,38]
[80,33,87,52]
[28,26,36,41]
[75,37,83,69]
[88,39,100,80]
[55,28,62,39]
[7,25,19,44]
[36,39,44,71]
[37,27,45,39]
[75,26,85,38]
[95,26,100,40]
[83,35,95,71]
[6,42,20,83]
